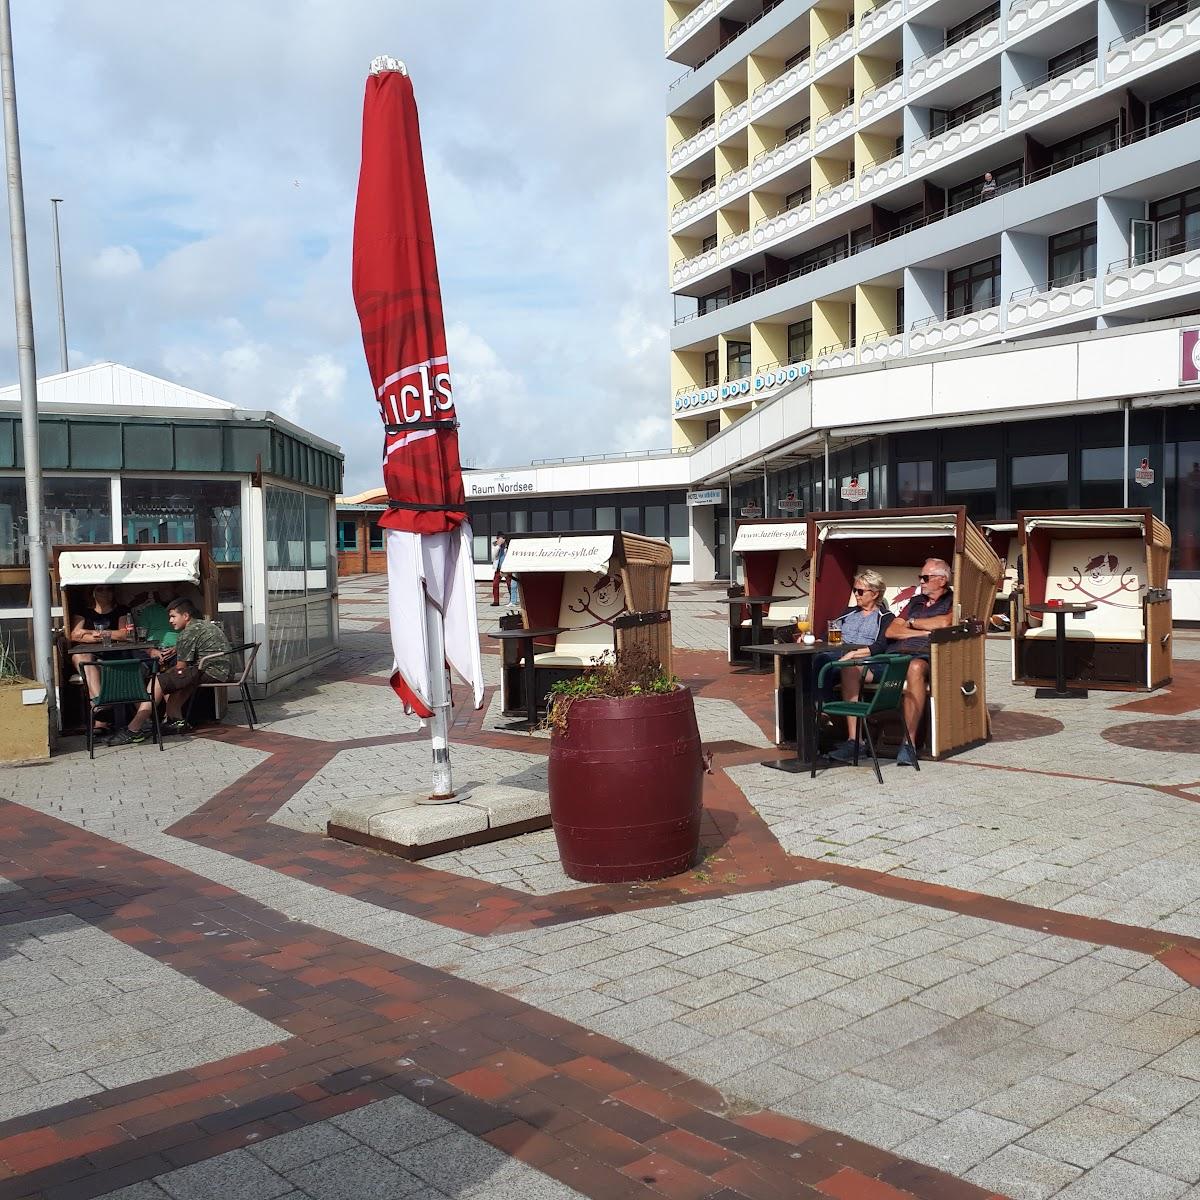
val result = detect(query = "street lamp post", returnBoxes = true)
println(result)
[0,0,56,720]
[50,197,66,373]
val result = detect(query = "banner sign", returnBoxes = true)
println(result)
[1134,459,1155,487]
[732,521,807,552]
[504,535,614,575]
[687,488,724,507]
[58,548,201,587]
[840,476,869,503]
[777,491,803,514]
[739,503,763,518]
[1182,328,1200,384]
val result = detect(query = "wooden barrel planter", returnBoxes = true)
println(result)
[547,687,703,883]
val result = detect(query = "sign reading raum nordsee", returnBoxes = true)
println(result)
[687,489,724,507]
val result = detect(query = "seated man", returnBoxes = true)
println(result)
[108,598,232,744]
[885,557,956,766]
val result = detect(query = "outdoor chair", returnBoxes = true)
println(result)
[88,657,161,759]
[1011,509,1171,690]
[186,642,261,729]
[813,654,917,785]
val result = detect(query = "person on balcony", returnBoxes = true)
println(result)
[979,171,997,199]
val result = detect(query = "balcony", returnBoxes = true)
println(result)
[859,152,905,197]
[749,129,811,186]
[909,17,1002,93]
[908,103,1003,171]
[667,0,738,54]
[908,305,1003,354]
[1007,278,1097,329]
[670,184,720,232]
[812,26,857,77]
[717,97,751,139]
[858,331,906,363]
[751,359,812,396]
[813,175,857,219]
[720,227,755,264]
[1007,60,1098,128]
[671,245,722,287]
[859,72,906,121]
[859,0,905,43]
[1007,0,1083,38]
[814,342,858,369]
[813,102,857,150]
[1106,5,1200,82]
[752,198,814,249]
[1104,236,1200,308]
[750,58,812,119]
[670,123,718,171]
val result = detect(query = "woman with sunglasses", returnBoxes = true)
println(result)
[811,568,891,764]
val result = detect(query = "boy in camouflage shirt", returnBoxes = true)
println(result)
[109,598,233,743]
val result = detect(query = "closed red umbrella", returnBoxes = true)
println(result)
[352,56,483,800]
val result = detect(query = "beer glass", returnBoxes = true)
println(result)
[827,619,843,646]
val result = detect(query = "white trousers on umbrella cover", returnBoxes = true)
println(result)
[386,524,484,719]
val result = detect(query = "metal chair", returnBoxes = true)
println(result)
[812,653,918,784]
[88,658,162,758]
[185,642,261,729]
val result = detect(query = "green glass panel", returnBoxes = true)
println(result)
[226,426,269,474]
[36,419,69,468]
[70,422,121,469]
[174,425,222,471]
[0,418,14,468]
[123,422,173,470]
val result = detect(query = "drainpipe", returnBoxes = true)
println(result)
[727,470,734,586]
[824,433,832,510]
[763,462,769,513]
[1122,399,1130,508]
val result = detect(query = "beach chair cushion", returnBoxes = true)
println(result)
[534,570,626,667]
[1023,538,1145,642]
[740,550,810,627]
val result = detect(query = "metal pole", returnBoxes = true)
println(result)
[49,197,66,373]
[824,433,831,510]
[727,471,734,586]
[0,0,54,721]
[1122,400,1130,508]
[763,462,768,512]
[420,589,456,802]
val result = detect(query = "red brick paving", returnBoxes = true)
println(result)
[0,802,997,1200]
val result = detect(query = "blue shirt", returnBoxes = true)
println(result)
[896,588,954,653]
[840,606,887,650]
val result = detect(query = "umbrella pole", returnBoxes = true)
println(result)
[422,589,456,802]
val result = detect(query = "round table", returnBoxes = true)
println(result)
[724,595,798,673]
[485,626,565,730]
[1026,602,1097,699]
[743,640,832,771]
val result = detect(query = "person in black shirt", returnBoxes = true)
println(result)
[885,558,955,766]
[70,584,133,716]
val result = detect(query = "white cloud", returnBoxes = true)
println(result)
[0,1,674,492]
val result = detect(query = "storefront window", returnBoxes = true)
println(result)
[1011,453,1069,509]
[896,461,934,506]
[369,521,385,551]
[621,507,642,534]
[1081,445,1149,509]
[596,507,616,530]
[669,503,690,563]
[0,475,111,565]
[1166,441,1200,571]
[945,459,997,520]
[644,506,667,538]
[122,478,242,563]
[552,509,571,531]
[573,507,591,531]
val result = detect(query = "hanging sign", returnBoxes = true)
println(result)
[1134,458,1155,488]
[687,488,724,507]
[739,503,763,518]
[1181,328,1200,384]
[840,476,869,503]
[777,491,803,514]
[58,547,201,587]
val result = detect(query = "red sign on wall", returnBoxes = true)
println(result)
[1182,328,1200,384]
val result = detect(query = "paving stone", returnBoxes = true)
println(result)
[249,1122,359,1171]
[157,1149,293,1200]
[284,1144,423,1199]
[1056,1157,1188,1199]
[966,1144,1083,1200]
[1091,1068,1200,1122]
[1120,1113,1200,1184]
[977,1074,1095,1126]
[331,1095,461,1155]
[894,1108,1027,1174]
[1019,1103,1148,1169]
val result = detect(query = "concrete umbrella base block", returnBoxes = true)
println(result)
[327,784,551,861]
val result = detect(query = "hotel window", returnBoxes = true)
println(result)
[1150,81,1200,127]
[699,173,716,192]
[1049,120,1116,165]
[1011,453,1069,510]
[1151,186,1200,258]
[699,288,729,316]
[1047,38,1096,77]
[930,86,1001,137]
[784,47,810,69]
[784,185,811,210]
[1150,0,1200,29]
[787,320,812,364]
[945,459,997,521]
[705,418,720,440]
[896,461,934,506]
[895,287,904,333]
[704,349,719,385]
[945,0,999,46]
[947,159,1020,209]
[701,233,718,253]
[1048,223,1097,287]
[336,519,358,552]
[947,255,1001,317]
[784,117,810,140]
[0,475,112,566]
[726,340,752,380]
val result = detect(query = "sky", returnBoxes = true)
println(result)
[2,1,674,493]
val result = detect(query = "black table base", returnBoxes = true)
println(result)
[1034,685,1089,700]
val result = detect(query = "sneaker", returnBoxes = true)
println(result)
[163,719,192,734]
[107,727,148,746]
[896,743,917,767]
[826,739,859,763]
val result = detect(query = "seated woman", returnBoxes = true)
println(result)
[813,569,891,763]
[108,598,232,744]
[70,584,133,729]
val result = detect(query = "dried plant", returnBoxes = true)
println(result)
[543,646,679,736]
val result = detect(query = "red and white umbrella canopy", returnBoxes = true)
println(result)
[351,57,482,720]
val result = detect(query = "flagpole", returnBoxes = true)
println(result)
[422,583,455,801]
[0,0,55,721]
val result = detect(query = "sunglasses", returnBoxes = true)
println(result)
[852,587,876,595]
[918,573,946,582]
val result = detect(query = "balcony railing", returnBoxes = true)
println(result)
[1007,277,1098,329]
[1107,3,1200,80]
[859,0,905,41]
[672,103,1200,322]
[668,0,786,89]
[667,0,739,52]
[1008,59,1098,126]
[909,16,1002,92]
[1108,229,1200,274]
[750,57,812,117]
[812,25,857,74]
[1008,0,1084,35]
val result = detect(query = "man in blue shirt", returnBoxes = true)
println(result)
[886,558,956,766]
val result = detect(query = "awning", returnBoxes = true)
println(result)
[505,534,615,575]
[1024,514,1146,534]
[732,522,807,552]
[57,547,202,587]
[816,514,959,541]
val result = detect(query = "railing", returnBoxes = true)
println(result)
[1011,57,1097,97]
[530,447,691,465]
[926,92,1003,139]
[668,0,786,89]
[1108,229,1200,273]
[860,66,904,102]
[909,15,1002,90]
[671,104,1200,322]
[667,0,738,50]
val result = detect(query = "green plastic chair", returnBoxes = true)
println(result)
[88,657,162,758]
[813,653,919,784]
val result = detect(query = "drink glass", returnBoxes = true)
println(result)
[136,625,148,643]
[827,619,843,646]
[100,629,111,649]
